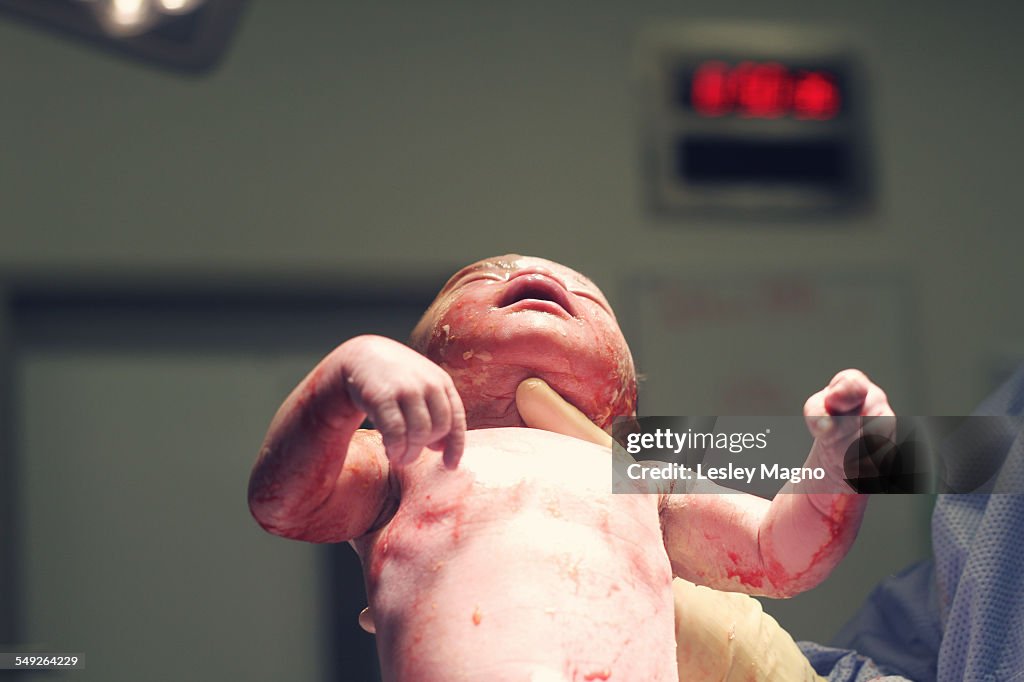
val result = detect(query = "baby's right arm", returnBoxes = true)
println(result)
[247,335,466,543]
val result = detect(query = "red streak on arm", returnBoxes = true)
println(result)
[247,343,392,543]
[660,475,867,598]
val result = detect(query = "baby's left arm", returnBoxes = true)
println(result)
[660,370,893,598]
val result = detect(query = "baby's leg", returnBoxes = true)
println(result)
[673,578,824,682]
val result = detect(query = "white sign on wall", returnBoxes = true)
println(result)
[625,272,915,417]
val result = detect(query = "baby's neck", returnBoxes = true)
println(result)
[443,361,604,430]
[442,362,532,429]
[464,395,525,429]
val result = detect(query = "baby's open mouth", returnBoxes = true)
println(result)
[498,274,575,317]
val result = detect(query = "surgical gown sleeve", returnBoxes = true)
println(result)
[798,364,1024,682]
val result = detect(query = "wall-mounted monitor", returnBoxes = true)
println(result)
[636,24,872,216]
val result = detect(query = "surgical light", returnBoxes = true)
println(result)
[0,0,246,73]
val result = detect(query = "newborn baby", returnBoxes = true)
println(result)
[248,255,892,682]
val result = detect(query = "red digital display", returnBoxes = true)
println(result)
[689,61,841,120]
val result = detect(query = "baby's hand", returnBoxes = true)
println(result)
[803,369,894,480]
[342,335,466,468]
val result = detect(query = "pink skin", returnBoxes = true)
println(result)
[661,369,890,596]
[247,254,891,681]
[409,255,636,432]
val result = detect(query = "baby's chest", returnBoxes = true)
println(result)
[389,428,662,551]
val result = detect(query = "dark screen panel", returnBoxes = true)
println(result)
[677,136,850,186]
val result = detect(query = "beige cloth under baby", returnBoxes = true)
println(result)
[673,578,825,682]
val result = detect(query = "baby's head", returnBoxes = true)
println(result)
[410,254,636,429]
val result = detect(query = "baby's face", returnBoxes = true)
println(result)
[412,255,636,428]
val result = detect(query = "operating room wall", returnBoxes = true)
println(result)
[2,0,1023,674]
[2,1,1022,406]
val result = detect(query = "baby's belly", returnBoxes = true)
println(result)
[358,429,677,682]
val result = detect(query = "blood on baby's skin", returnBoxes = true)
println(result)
[253,258,876,680]
[756,495,857,594]
[725,565,766,589]
[799,496,855,579]
[415,499,461,528]
[722,549,766,589]
[366,521,398,591]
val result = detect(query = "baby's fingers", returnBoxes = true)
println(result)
[804,388,845,441]
[861,382,896,441]
[373,398,411,463]
[397,392,438,465]
[805,369,893,441]
[442,383,467,469]
[394,378,462,466]
[423,381,465,464]
[823,369,871,415]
